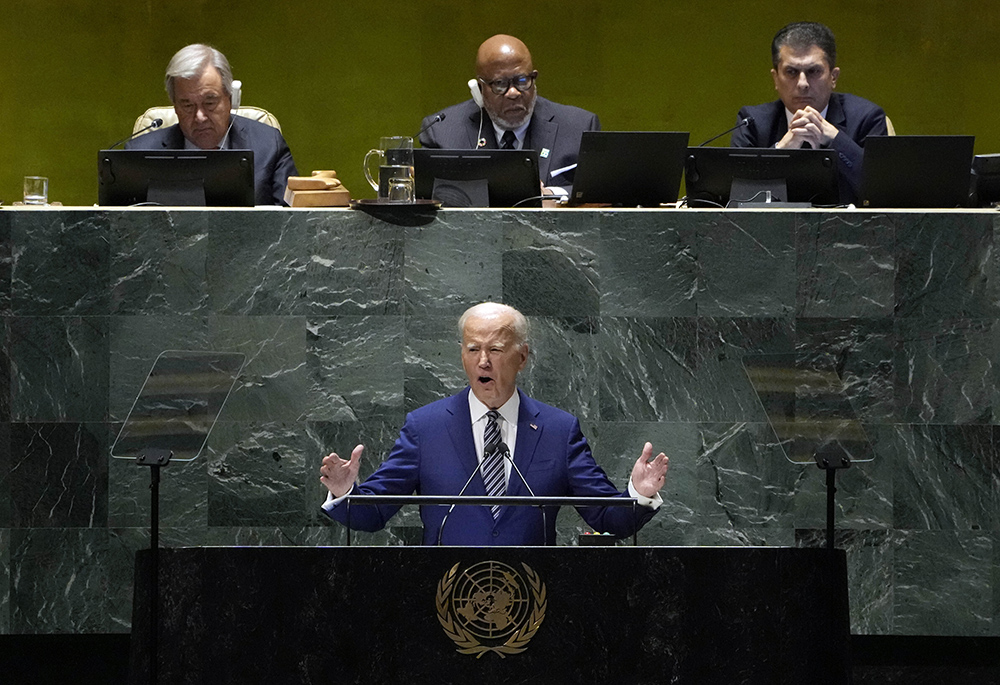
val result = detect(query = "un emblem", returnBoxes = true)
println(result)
[436,560,547,657]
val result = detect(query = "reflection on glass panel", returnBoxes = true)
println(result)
[112,350,245,462]
[742,353,874,465]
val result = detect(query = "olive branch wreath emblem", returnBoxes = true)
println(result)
[436,561,547,658]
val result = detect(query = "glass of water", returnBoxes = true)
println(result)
[23,176,48,205]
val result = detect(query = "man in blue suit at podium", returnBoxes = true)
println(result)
[320,302,670,545]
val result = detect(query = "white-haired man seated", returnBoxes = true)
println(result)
[126,43,298,206]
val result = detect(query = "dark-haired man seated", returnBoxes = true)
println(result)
[731,21,888,203]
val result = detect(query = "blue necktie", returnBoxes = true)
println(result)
[481,410,505,518]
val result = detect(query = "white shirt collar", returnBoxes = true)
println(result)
[491,116,531,150]
[468,388,520,427]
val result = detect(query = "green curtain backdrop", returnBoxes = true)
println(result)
[1,0,997,206]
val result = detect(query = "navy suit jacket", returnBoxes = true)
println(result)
[419,96,600,189]
[125,115,298,205]
[731,92,887,203]
[323,388,656,545]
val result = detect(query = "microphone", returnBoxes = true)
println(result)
[498,443,533,496]
[416,112,447,140]
[697,115,754,147]
[107,118,163,149]
[436,458,483,546]
[497,443,550,545]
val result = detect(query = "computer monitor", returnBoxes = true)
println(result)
[970,154,1000,207]
[684,147,840,208]
[97,149,255,206]
[413,148,541,207]
[569,131,690,207]
[859,135,974,208]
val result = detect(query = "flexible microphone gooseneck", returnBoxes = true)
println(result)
[498,442,551,545]
[697,115,754,147]
[436,460,484,546]
[107,118,163,149]
[416,112,447,141]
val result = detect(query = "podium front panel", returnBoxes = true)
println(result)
[130,546,850,685]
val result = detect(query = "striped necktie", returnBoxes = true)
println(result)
[500,130,517,149]
[481,410,505,518]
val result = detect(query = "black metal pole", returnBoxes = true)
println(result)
[150,463,160,685]
[826,467,836,551]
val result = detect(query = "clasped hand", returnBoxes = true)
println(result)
[777,106,839,149]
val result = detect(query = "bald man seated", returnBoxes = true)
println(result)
[418,34,600,196]
[320,302,669,546]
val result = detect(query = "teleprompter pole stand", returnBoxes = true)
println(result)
[136,448,173,685]
[816,453,851,550]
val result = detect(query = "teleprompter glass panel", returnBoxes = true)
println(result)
[742,353,874,465]
[111,350,245,462]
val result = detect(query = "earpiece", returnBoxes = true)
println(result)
[468,78,483,108]
[231,79,242,111]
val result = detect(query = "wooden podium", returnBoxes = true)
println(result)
[128,546,851,684]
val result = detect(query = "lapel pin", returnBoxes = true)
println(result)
[540,148,550,158]
[530,423,538,430]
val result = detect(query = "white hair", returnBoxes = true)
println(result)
[164,44,234,103]
[458,302,530,348]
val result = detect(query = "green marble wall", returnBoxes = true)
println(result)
[1,1,999,205]
[1,206,998,638]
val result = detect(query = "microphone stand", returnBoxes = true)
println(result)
[498,443,551,545]
[697,116,754,147]
[435,462,484,546]
[416,112,447,141]
[107,118,163,150]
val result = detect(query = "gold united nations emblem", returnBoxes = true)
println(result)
[436,560,547,658]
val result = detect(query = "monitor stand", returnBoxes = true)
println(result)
[148,179,207,206]
[730,177,811,208]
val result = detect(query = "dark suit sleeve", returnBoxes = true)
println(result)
[563,418,657,536]
[265,129,298,206]
[322,414,421,532]
[829,104,887,199]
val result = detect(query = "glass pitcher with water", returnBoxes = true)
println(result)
[364,136,414,202]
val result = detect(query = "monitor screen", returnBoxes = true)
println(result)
[684,147,840,208]
[98,149,255,206]
[413,148,541,207]
[569,131,690,207]
[859,135,974,208]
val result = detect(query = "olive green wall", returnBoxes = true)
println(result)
[1,0,997,206]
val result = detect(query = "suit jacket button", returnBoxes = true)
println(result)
[492,530,500,538]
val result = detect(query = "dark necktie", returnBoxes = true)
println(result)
[481,410,505,518]
[500,130,517,150]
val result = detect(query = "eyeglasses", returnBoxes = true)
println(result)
[478,71,538,96]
